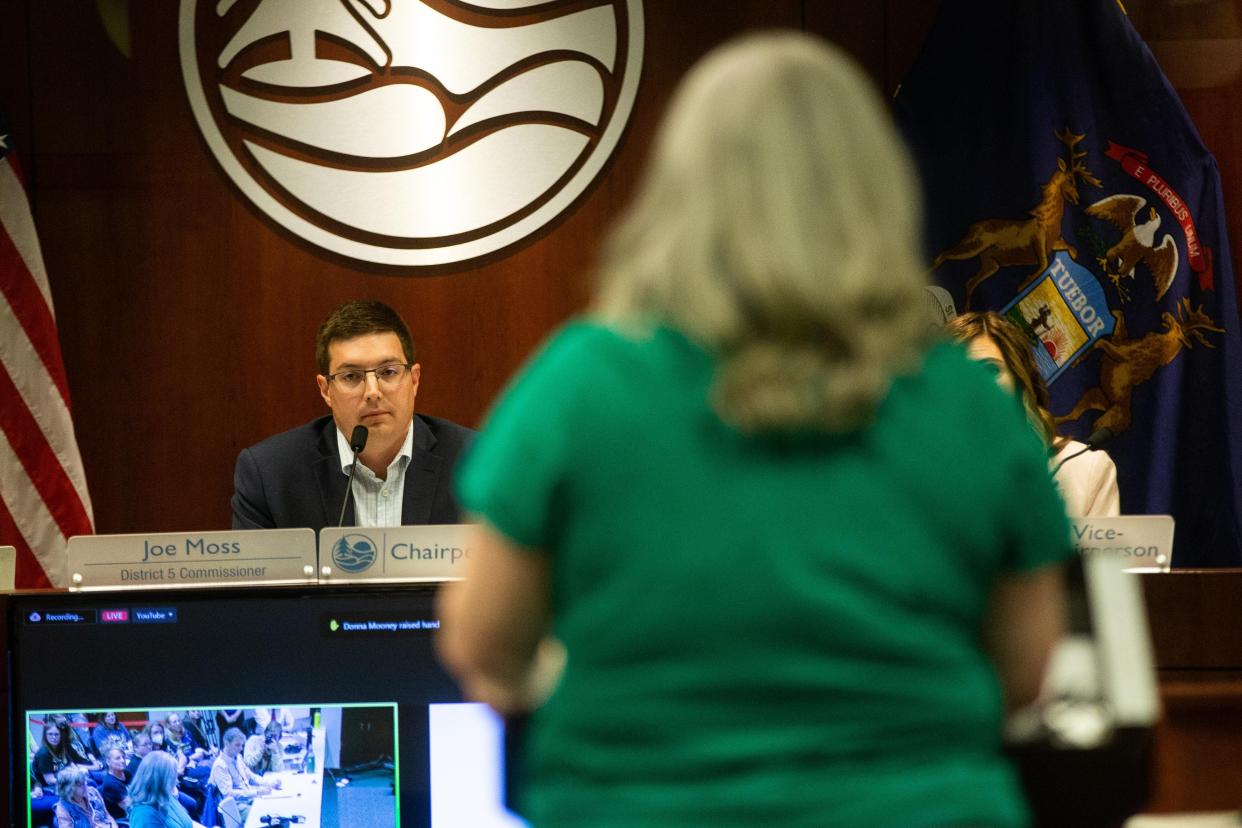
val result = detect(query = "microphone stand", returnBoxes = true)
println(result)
[1050,427,1114,476]
[337,425,368,527]
[1050,446,1089,476]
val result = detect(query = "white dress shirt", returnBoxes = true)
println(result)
[335,423,414,527]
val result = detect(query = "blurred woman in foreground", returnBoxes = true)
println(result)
[438,31,1071,828]
[946,311,1120,517]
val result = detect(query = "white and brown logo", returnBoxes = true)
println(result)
[179,0,644,268]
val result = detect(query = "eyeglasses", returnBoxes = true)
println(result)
[325,363,412,392]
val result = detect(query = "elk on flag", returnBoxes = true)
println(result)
[895,0,1242,566]
[0,108,94,586]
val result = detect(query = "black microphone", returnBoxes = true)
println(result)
[1050,427,1115,475]
[336,425,369,527]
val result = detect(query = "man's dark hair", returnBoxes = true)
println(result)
[315,300,416,375]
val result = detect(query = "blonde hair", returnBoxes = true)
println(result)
[595,31,930,432]
[130,750,178,812]
[54,765,87,800]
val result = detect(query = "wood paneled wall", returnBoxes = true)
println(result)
[2,0,1241,547]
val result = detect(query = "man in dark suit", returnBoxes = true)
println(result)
[231,300,474,531]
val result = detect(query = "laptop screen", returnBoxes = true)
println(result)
[8,584,527,828]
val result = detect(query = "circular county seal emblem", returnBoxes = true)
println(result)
[332,533,378,573]
[179,0,644,268]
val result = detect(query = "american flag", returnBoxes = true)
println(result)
[0,109,94,587]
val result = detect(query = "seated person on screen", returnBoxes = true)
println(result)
[165,712,207,767]
[51,714,100,768]
[142,721,169,756]
[126,733,153,778]
[166,713,211,813]
[128,751,199,828]
[243,722,284,775]
[211,729,273,824]
[231,300,475,531]
[28,724,63,826]
[946,312,1121,517]
[33,719,94,787]
[33,723,71,788]
[53,765,115,828]
[184,710,219,756]
[91,713,132,759]
[98,747,132,822]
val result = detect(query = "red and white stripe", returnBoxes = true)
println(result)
[0,145,94,588]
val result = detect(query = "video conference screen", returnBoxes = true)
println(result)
[8,584,528,828]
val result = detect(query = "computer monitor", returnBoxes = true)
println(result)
[7,584,527,828]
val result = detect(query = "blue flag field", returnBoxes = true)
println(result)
[895,0,1242,566]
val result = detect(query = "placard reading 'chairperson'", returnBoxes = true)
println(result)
[66,529,317,591]
[318,524,473,584]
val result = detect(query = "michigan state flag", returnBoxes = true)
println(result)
[895,0,1242,566]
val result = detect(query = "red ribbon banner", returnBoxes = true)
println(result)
[1103,142,1213,291]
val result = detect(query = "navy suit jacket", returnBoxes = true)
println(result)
[231,414,475,531]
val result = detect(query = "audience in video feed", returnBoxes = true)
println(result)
[98,747,132,822]
[164,713,195,769]
[184,710,219,754]
[32,725,66,788]
[33,719,93,787]
[91,712,132,759]
[29,708,304,827]
[165,711,213,815]
[53,714,100,770]
[53,765,116,828]
[141,721,168,755]
[125,732,154,778]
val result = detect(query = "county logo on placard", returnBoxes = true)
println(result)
[332,534,378,573]
[179,0,645,268]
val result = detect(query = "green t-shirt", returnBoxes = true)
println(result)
[458,321,1072,828]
